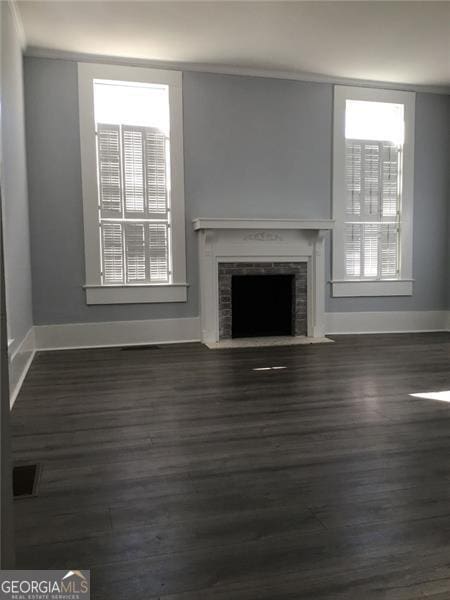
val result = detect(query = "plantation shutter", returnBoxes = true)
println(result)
[97,123,171,285]
[363,143,381,219]
[122,127,145,215]
[345,142,361,217]
[101,223,124,283]
[381,142,400,218]
[344,139,400,279]
[381,223,399,277]
[125,223,146,283]
[363,223,380,277]
[145,129,168,217]
[344,224,361,277]
[148,223,169,281]
[97,124,122,217]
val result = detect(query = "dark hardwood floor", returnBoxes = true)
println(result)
[11,333,450,599]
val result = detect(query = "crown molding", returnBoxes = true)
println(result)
[24,46,450,96]
[7,1,26,50]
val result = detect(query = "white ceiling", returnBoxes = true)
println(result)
[17,1,450,89]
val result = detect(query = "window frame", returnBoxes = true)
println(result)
[78,62,187,304]
[331,85,415,298]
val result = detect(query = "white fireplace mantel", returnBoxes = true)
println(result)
[193,218,334,231]
[193,218,334,344]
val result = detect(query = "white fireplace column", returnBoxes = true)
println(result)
[193,219,334,345]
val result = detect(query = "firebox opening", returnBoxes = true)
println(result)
[231,274,295,338]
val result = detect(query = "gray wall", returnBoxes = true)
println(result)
[24,57,450,325]
[448,98,450,310]
[2,6,33,351]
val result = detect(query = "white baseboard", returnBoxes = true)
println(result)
[34,312,450,348]
[9,327,36,408]
[34,316,201,351]
[325,310,449,335]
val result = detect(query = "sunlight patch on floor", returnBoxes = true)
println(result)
[410,391,450,402]
[253,366,287,371]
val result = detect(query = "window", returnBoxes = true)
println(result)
[78,63,186,304]
[332,86,415,297]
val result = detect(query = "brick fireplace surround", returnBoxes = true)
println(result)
[218,262,307,339]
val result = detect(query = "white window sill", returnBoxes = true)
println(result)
[331,279,413,298]
[84,283,188,305]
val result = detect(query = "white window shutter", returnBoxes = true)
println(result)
[344,138,401,280]
[98,125,171,285]
[344,223,361,277]
[148,223,169,282]
[363,143,381,219]
[363,223,380,278]
[382,142,400,218]
[97,124,122,216]
[345,141,361,217]
[145,129,168,217]
[125,223,146,283]
[101,223,124,283]
[381,223,399,277]
[122,127,145,215]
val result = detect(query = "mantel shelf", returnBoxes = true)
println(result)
[193,218,334,231]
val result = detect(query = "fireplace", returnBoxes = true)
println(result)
[218,262,307,339]
[193,218,334,345]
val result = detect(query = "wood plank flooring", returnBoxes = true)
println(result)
[10,333,450,599]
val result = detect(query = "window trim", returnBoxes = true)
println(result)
[78,62,187,304]
[331,85,415,298]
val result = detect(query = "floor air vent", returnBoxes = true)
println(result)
[13,464,40,498]
[120,345,161,351]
